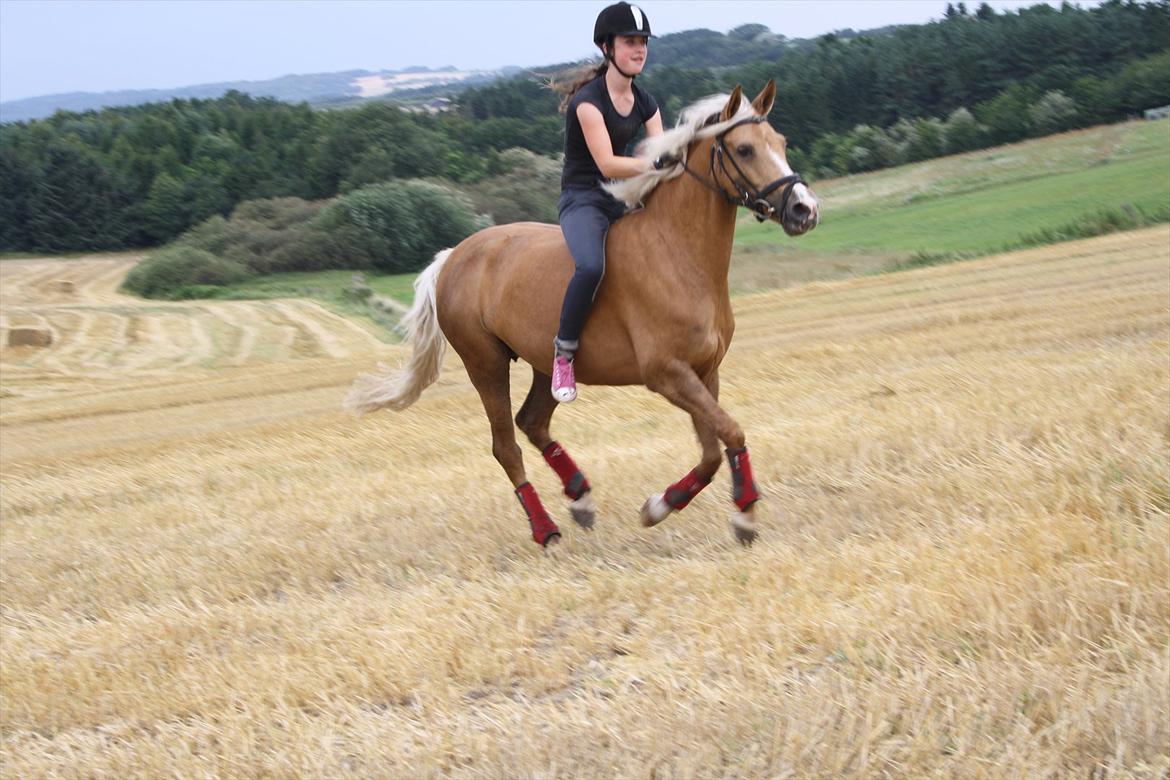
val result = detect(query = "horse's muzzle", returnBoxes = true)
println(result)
[759,179,818,236]
[781,198,819,236]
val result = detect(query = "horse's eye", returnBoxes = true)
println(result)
[736,144,753,157]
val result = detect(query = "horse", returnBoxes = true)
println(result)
[345,80,820,548]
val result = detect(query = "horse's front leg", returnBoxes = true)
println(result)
[640,370,723,525]
[643,361,761,544]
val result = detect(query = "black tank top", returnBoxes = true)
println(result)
[561,75,659,190]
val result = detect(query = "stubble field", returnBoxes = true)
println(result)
[0,254,387,403]
[1,227,1168,778]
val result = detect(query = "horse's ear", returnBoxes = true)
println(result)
[720,86,743,122]
[751,79,776,117]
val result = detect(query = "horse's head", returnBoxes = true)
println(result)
[706,81,819,237]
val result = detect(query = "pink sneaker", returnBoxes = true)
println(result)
[551,354,577,403]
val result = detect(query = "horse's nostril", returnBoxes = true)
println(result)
[791,203,811,219]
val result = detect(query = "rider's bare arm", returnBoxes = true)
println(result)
[645,109,664,138]
[578,103,657,178]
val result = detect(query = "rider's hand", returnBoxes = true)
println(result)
[652,152,681,170]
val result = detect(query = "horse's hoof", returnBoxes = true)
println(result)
[731,512,757,546]
[569,493,597,530]
[640,494,673,527]
[543,532,562,552]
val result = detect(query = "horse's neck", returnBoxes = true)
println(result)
[642,166,738,287]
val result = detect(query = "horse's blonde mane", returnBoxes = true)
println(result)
[604,93,759,207]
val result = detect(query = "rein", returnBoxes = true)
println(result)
[680,116,806,223]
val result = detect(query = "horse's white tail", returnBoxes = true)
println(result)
[343,249,452,414]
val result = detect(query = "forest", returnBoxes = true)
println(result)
[1,0,1166,262]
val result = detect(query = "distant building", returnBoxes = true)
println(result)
[400,97,455,116]
[1144,105,1170,120]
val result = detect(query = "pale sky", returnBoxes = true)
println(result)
[0,0,1093,102]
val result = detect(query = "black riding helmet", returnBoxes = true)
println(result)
[593,2,652,44]
[593,2,652,78]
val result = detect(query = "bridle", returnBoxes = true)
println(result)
[680,116,807,223]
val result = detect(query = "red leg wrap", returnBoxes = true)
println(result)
[542,441,591,500]
[515,482,561,546]
[663,468,712,510]
[726,447,761,511]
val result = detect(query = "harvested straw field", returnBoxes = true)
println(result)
[2,228,1168,778]
[0,254,386,402]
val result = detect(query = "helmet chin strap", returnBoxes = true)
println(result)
[603,41,637,79]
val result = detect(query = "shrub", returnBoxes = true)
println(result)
[942,108,984,154]
[217,221,289,274]
[177,197,350,275]
[885,204,1170,273]
[974,84,1037,144]
[1009,204,1170,248]
[265,226,378,272]
[1113,51,1170,116]
[1028,90,1079,135]
[230,197,324,229]
[176,215,234,255]
[121,246,253,299]
[462,148,560,224]
[132,182,487,298]
[889,117,945,163]
[809,132,847,178]
[785,145,808,175]
[342,273,374,303]
[888,249,976,272]
[839,125,900,173]
[314,180,483,273]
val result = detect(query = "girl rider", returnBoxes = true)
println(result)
[552,2,676,403]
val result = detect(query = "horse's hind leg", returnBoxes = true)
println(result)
[515,370,596,530]
[462,345,561,547]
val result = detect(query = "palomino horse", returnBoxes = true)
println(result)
[346,81,820,547]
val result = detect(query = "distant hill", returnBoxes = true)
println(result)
[0,21,890,123]
[0,66,516,123]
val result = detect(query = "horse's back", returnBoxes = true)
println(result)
[434,220,643,383]
[435,222,569,365]
[437,221,571,316]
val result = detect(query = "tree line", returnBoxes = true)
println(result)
[0,92,559,253]
[1,0,1167,255]
[121,150,560,300]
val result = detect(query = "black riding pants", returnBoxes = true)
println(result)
[556,185,628,347]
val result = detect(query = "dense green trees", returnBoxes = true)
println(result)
[0,88,567,253]
[1,0,1167,255]
[716,1,1169,153]
[1,92,325,250]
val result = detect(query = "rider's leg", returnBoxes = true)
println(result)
[554,188,626,402]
